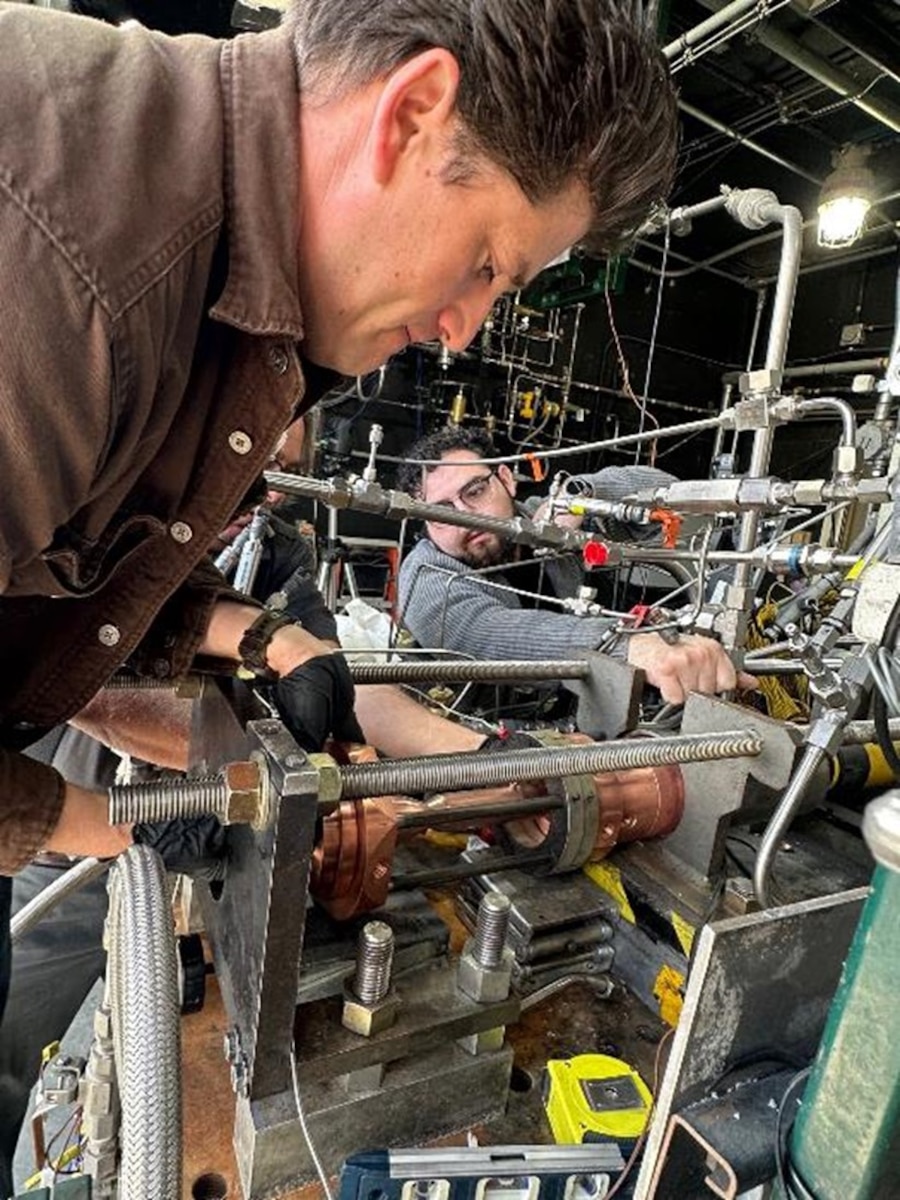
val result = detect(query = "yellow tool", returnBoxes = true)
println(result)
[543,1054,652,1144]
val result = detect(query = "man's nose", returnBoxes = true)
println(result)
[438,295,496,353]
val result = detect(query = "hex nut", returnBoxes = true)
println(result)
[457,943,514,1003]
[341,986,399,1037]
[834,444,863,478]
[223,759,263,825]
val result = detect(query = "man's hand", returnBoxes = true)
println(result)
[42,784,132,860]
[626,632,757,704]
[268,652,364,752]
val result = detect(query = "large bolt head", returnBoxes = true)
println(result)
[223,760,262,825]
[457,943,514,1003]
[341,986,399,1037]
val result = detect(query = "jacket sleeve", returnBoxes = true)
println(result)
[128,557,261,680]
[398,545,615,662]
[0,750,65,876]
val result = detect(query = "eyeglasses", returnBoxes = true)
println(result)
[430,469,498,518]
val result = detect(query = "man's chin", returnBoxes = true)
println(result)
[461,542,504,568]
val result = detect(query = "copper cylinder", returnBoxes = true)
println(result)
[590,763,685,860]
[310,744,400,920]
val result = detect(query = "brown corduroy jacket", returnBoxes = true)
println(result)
[0,6,313,871]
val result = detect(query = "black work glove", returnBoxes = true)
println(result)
[478,728,542,754]
[267,652,364,752]
[267,569,339,642]
[133,815,228,881]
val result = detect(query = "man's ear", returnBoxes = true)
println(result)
[498,464,516,496]
[370,48,460,186]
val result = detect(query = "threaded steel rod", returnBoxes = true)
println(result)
[391,850,552,890]
[353,921,394,1005]
[472,894,511,966]
[349,660,591,684]
[110,776,225,825]
[110,730,762,825]
[340,731,762,799]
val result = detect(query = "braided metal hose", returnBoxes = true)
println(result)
[107,845,181,1199]
[348,659,591,684]
[339,731,762,799]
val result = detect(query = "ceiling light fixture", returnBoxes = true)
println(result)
[817,145,875,249]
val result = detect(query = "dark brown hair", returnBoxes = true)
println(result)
[395,426,497,497]
[290,0,678,252]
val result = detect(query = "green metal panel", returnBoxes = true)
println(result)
[789,865,900,1198]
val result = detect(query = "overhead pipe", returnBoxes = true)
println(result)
[723,357,888,385]
[663,0,767,62]
[811,8,900,91]
[632,192,900,287]
[677,100,823,186]
[753,22,900,136]
[694,0,900,134]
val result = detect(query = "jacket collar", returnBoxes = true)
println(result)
[211,23,305,339]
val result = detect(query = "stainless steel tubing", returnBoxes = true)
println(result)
[11,856,109,945]
[107,845,181,1199]
[745,658,842,676]
[794,397,857,448]
[843,719,900,746]
[753,743,827,909]
[339,731,762,799]
[349,659,591,685]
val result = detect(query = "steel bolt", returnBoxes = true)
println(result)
[353,921,394,1005]
[472,893,511,967]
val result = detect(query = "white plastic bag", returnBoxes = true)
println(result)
[335,598,395,662]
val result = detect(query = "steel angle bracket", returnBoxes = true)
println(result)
[561,651,643,740]
[664,694,801,882]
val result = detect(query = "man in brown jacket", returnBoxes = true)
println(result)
[0,0,678,1016]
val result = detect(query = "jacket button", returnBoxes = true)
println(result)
[98,624,121,647]
[267,345,289,375]
[170,521,193,544]
[228,430,253,455]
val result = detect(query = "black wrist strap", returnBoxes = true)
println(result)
[237,610,295,680]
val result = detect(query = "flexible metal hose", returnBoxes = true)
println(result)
[11,856,109,945]
[348,659,590,684]
[107,845,181,1199]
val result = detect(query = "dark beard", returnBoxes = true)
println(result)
[459,536,508,569]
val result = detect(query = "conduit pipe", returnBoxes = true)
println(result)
[694,0,900,134]
[725,190,803,589]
